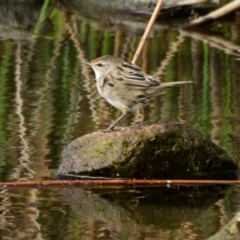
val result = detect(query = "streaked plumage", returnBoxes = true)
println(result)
[84,55,191,131]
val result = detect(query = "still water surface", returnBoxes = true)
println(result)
[0,1,240,239]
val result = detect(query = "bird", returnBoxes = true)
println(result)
[84,55,191,131]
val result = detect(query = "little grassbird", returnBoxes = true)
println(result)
[84,55,191,131]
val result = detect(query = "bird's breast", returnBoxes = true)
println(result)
[96,82,129,111]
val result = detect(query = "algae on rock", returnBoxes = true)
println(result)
[58,122,238,179]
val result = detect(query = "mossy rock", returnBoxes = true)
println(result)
[58,122,238,179]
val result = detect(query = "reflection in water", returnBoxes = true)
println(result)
[0,186,238,240]
[0,188,66,240]
[11,43,35,181]
[0,0,240,239]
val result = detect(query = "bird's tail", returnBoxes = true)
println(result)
[160,81,193,88]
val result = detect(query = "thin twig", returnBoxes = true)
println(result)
[183,0,240,28]
[132,0,164,64]
[0,179,240,189]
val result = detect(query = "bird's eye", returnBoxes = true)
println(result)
[97,63,103,67]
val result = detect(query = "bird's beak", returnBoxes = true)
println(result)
[82,62,91,66]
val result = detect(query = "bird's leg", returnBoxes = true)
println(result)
[141,107,150,124]
[101,108,129,132]
[105,114,126,131]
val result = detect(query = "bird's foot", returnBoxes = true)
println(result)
[99,126,125,132]
[113,126,125,131]
[132,120,151,128]
[99,128,112,133]
[140,119,151,125]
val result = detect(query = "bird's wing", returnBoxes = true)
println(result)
[124,73,160,90]
[113,61,160,90]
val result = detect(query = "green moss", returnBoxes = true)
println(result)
[59,123,238,179]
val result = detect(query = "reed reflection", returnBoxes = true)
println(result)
[0,1,239,239]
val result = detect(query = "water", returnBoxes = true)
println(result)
[0,0,240,239]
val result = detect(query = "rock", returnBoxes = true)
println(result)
[58,122,238,179]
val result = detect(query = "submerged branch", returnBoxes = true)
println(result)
[1,179,240,189]
[181,29,240,58]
